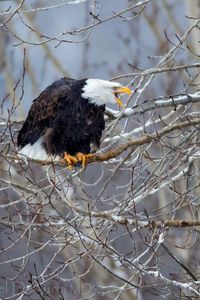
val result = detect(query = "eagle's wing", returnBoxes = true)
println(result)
[17,78,75,148]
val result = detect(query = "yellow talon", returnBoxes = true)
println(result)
[61,152,93,169]
[76,152,94,168]
[63,152,78,169]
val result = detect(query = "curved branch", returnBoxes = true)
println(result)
[110,62,200,81]
[9,116,200,167]
[0,0,25,28]
[90,117,200,164]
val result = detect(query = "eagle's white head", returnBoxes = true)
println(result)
[81,79,132,106]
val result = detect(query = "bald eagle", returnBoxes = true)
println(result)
[17,78,131,167]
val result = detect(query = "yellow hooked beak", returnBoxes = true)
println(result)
[114,86,132,107]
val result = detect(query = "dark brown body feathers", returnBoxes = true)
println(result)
[17,78,105,156]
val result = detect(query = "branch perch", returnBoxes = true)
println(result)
[8,116,200,167]
[89,117,200,164]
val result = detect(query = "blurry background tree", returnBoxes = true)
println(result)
[0,0,200,299]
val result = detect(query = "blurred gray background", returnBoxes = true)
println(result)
[0,1,200,300]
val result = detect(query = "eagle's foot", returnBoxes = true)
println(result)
[76,152,94,168]
[63,152,78,169]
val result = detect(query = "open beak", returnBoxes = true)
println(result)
[114,86,132,107]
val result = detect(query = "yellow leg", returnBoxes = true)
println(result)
[76,152,94,168]
[62,152,78,169]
